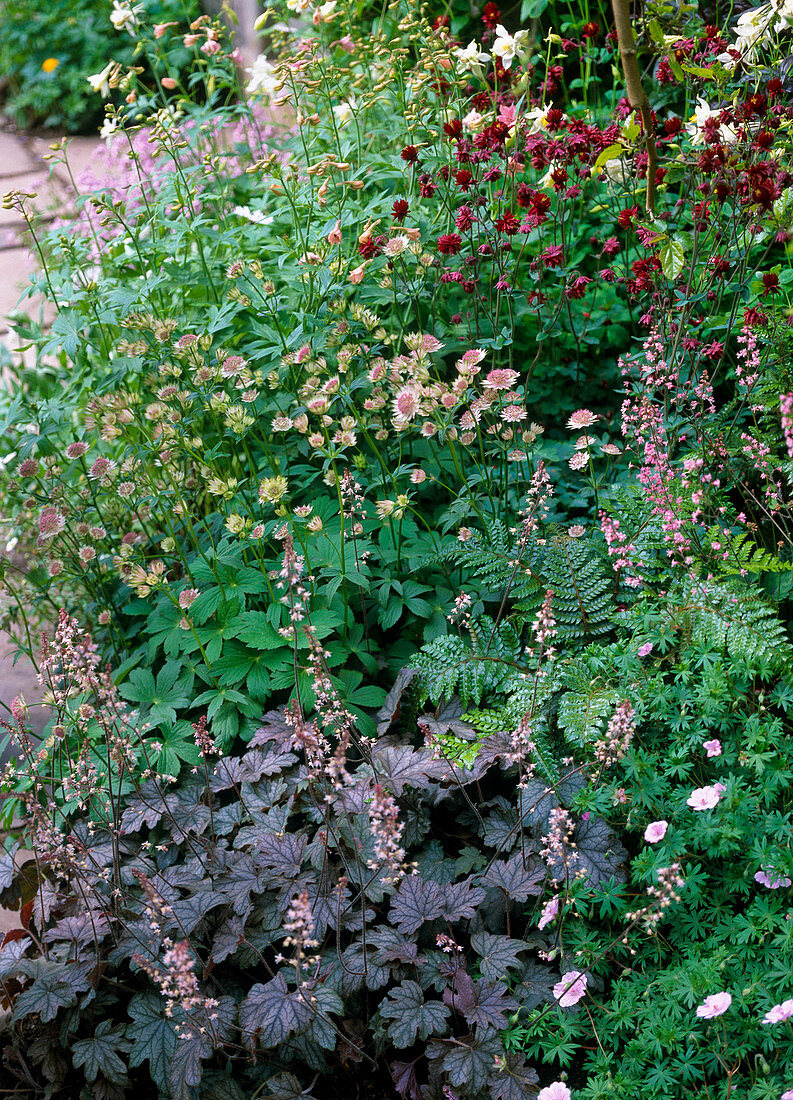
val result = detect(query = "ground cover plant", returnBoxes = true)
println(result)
[0,0,792,1096]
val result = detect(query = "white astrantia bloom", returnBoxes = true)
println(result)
[686,97,738,146]
[454,39,489,71]
[491,24,530,69]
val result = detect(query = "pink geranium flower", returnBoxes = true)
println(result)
[538,895,559,930]
[696,991,732,1018]
[644,820,668,844]
[703,739,722,757]
[553,970,588,1007]
[687,785,722,811]
[762,998,793,1024]
[755,868,792,889]
[538,1085,571,1100]
[637,642,654,657]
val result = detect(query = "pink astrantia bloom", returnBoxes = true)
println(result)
[755,868,792,889]
[703,739,722,757]
[567,408,598,429]
[696,991,732,1019]
[762,998,793,1024]
[553,970,588,1007]
[644,820,668,844]
[538,895,559,930]
[538,1085,571,1100]
[637,642,654,657]
[484,368,519,390]
[687,785,722,811]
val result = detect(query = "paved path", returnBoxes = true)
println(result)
[0,122,102,745]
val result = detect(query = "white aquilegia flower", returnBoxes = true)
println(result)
[110,0,142,34]
[333,98,357,128]
[491,24,530,69]
[87,63,114,97]
[246,55,280,97]
[454,39,489,71]
[686,98,738,146]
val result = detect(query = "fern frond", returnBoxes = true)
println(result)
[679,576,793,671]
[542,536,614,641]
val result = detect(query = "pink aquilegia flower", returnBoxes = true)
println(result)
[538,1085,571,1100]
[762,998,793,1024]
[703,739,722,757]
[644,820,668,844]
[687,785,722,811]
[553,970,588,1007]
[696,992,732,1019]
[755,868,792,889]
[538,895,559,930]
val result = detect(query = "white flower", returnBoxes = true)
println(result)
[246,55,280,97]
[525,104,551,133]
[110,0,142,33]
[686,97,738,146]
[87,63,114,97]
[463,108,485,133]
[233,205,275,226]
[100,118,118,142]
[333,98,357,128]
[286,0,312,11]
[454,40,489,71]
[491,24,530,69]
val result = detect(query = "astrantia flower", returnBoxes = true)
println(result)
[687,785,722,811]
[89,457,116,481]
[258,476,288,504]
[65,442,88,459]
[644,820,668,843]
[484,368,519,391]
[553,970,587,1007]
[538,1085,571,1100]
[568,525,585,538]
[503,405,527,423]
[38,508,66,540]
[568,452,588,470]
[393,386,421,423]
[762,998,793,1024]
[703,738,722,757]
[567,409,598,430]
[696,992,732,1019]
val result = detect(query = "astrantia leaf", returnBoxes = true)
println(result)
[380,980,451,1047]
[389,876,444,934]
[239,974,313,1049]
[470,932,528,982]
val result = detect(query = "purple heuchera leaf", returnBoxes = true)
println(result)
[488,1052,540,1100]
[484,854,546,901]
[389,876,445,934]
[391,1058,423,1100]
[239,973,312,1049]
[380,980,451,1047]
[442,971,518,1030]
[438,877,486,922]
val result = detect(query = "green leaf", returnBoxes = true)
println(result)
[659,239,686,280]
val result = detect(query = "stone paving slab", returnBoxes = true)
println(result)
[0,130,38,178]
